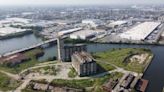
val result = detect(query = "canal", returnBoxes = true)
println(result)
[0,34,163,92]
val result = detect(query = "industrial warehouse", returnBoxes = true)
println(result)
[119,22,161,41]
[70,29,106,40]
[71,51,97,76]
[0,27,30,36]
[108,20,128,28]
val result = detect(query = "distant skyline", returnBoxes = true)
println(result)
[0,0,164,6]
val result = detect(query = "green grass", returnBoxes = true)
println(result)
[97,61,115,71]
[0,59,39,74]
[0,72,22,91]
[90,72,123,92]
[51,79,95,89]
[68,67,78,78]
[93,48,153,73]
[51,72,123,90]
[31,65,60,75]
[24,48,43,58]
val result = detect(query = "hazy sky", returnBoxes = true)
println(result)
[0,0,163,6]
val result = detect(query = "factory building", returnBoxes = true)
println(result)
[0,17,32,27]
[121,74,135,89]
[135,79,149,92]
[71,51,97,76]
[0,27,29,37]
[119,22,161,41]
[0,17,33,38]
[70,29,106,40]
[53,20,80,25]
[102,79,119,92]
[64,44,87,61]
[158,16,164,22]
[58,27,82,36]
[57,33,87,62]
[108,20,128,28]
[82,19,104,28]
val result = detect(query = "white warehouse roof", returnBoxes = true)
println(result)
[70,29,106,40]
[6,17,31,24]
[82,19,104,27]
[119,22,161,40]
[0,27,27,36]
[109,20,127,27]
[58,27,82,36]
[109,20,127,26]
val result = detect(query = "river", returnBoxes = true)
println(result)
[0,34,43,55]
[0,34,163,92]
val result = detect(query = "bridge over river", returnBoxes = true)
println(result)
[2,38,57,57]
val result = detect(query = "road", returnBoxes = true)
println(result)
[15,79,31,92]
[0,70,19,80]
[19,62,70,74]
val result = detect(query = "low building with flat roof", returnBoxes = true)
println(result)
[108,20,128,28]
[70,29,106,40]
[82,19,104,28]
[119,22,161,41]
[71,51,97,76]
[0,27,28,36]
[102,79,119,92]
[135,79,149,92]
[58,27,82,36]
[121,74,135,89]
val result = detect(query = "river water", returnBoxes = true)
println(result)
[0,34,43,55]
[0,34,163,92]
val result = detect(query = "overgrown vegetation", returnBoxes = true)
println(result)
[0,48,45,74]
[0,72,22,91]
[93,48,153,73]
[96,61,115,71]
[51,79,95,89]
[51,72,123,91]
[31,66,60,75]
[68,67,78,78]
[24,48,44,58]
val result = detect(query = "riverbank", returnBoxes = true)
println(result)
[0,48,49,74]
[143,54,154,73]
[95,40,164,46]
[93,48,153,73]
[0,30,33,40]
